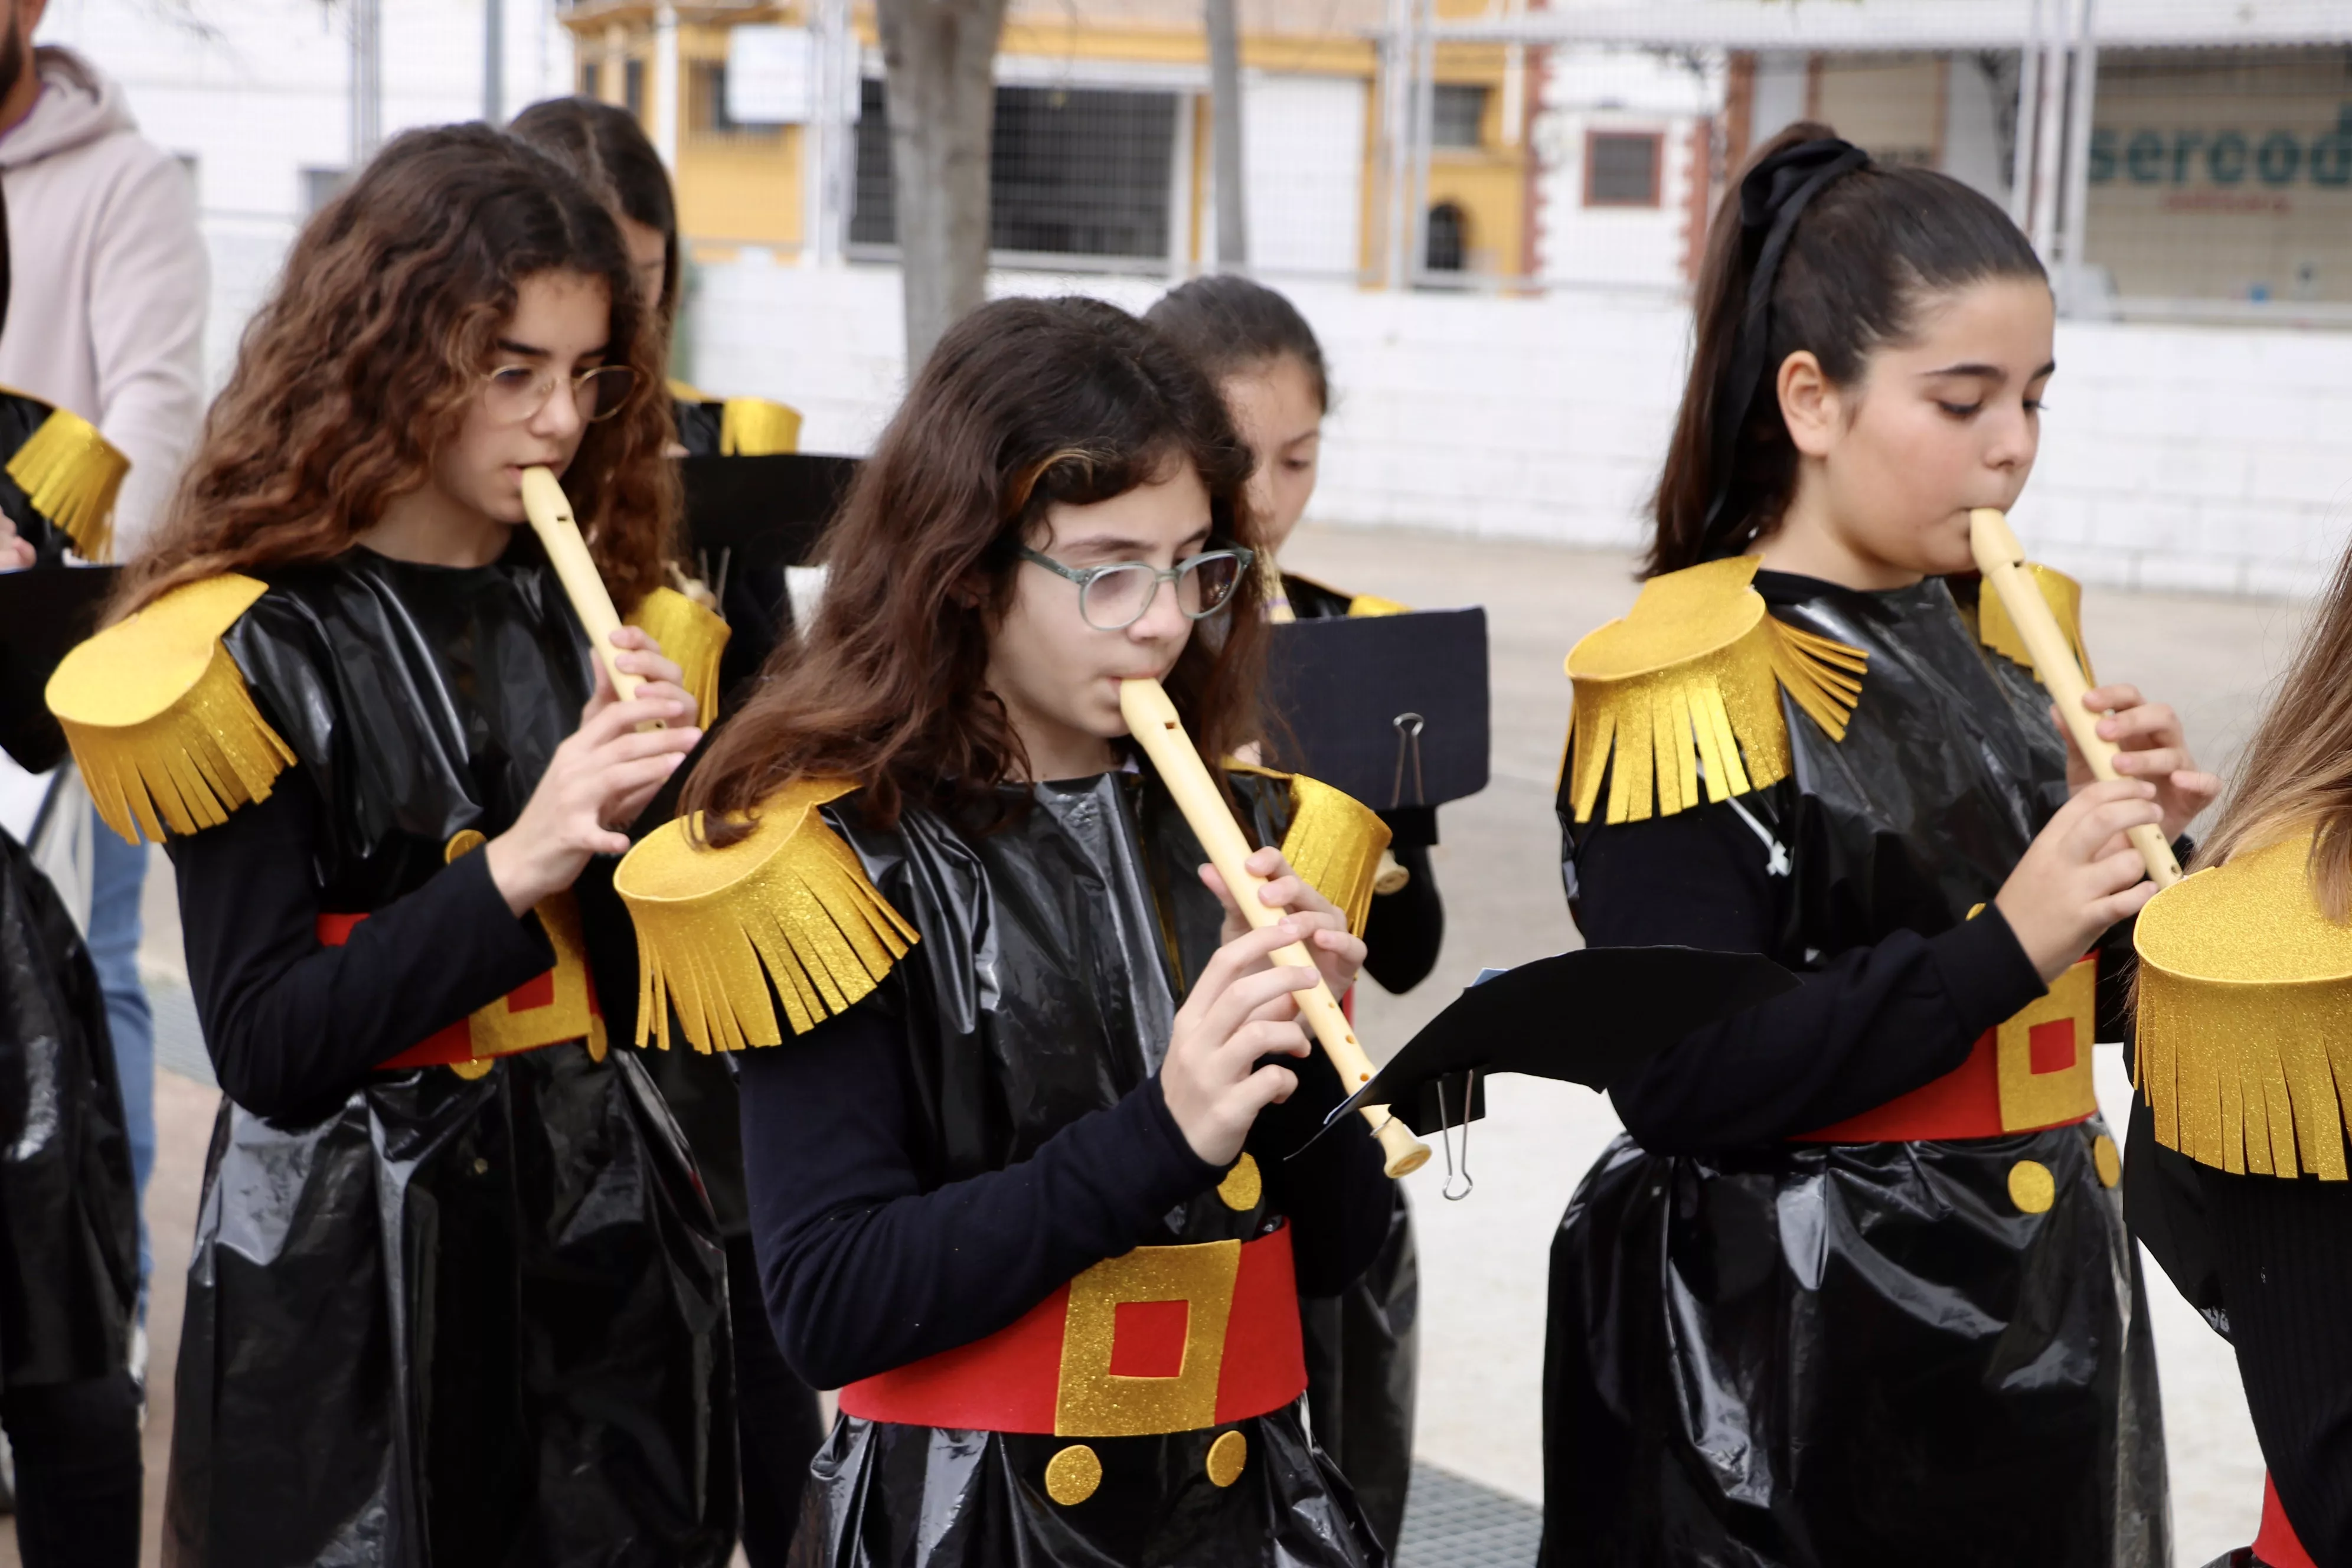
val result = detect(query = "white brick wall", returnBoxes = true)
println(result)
[685,262,2352,596]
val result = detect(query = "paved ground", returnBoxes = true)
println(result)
[21,526,2310,1566]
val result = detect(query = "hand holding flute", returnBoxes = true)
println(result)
[1968,507,2220,980]
[479,468,705,917]
[1121,677,1432,1179]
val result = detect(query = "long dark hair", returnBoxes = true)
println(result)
[507,97,681,324]
[1649,122,2046,577]
[1145,275,1330,411]
[122,125,677,616]
[682,296,1265,838]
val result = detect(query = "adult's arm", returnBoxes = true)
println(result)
[87,150,207,554]
[1567,799,2045,1151]
[737,995,1224,1390]
[171,776,556,1118]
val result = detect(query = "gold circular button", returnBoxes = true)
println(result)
[2007,1158,2056,1214]
[1044,1443,1102,1506]
[1206,1429,1248,1488]
[444,828,488,864]
[1217,1154,1262,1212]
[2092,1133,2122,1188]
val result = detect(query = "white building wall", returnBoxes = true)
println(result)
[1531,47,1717,290]
[682,263,2352,598]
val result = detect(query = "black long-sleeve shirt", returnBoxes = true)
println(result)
[1570,793,2049,1154]
[737,981,1393,1391]
[171,774,556,1120]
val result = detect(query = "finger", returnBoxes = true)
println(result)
[1232,1062,1300,1116]
[1311,926,1368,969]
[606,625,657,653]
[1219,1017,1312,1068]
[1243,845,1291,882]
[1254,871,1306,912]
[2110,747,2190,778]
[2169,769,2223,805]
[596,752,692,802]
[2088,879,2161,928]
[1190,918,1307,1002]
[1199,863,1252,929]
[2096,703,2182,749]
[2082,684,2144,716]
[1201,955,1318,1041]
[613,649,687,688]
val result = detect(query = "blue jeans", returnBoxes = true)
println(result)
[86,812,152,1306]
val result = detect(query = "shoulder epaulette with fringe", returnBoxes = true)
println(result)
[1976,561,2095,685]
[719,397,802,456]
[1225,763,1393,939]
[614,779,918,1052]
[2136,831,2352,1180]
[1563,557,1867,826]
[1347,593,1410,618]
[45,574,297,844]
[626,585,731,723]
[5,392,129,562]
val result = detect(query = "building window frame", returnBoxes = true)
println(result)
[1432,83,1489,152]
[1584,128,1664,208]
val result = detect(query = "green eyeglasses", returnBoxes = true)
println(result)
[1018,544,1257,632]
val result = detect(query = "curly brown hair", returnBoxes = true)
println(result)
[117,123,678,617]
[682,295,1265,839]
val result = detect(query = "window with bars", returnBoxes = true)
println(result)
[578,59,599,100]
[1586,131,1662,207]
[1432,84,1488,150]
[624,58,646,119]
[688,59,780,140]
[851,80,1178,262]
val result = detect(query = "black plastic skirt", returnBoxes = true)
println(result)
[789,1404,1386,1568]
[163,1043,735,1567]
[1541,1121,2168,1567]
[0,829,136,1389]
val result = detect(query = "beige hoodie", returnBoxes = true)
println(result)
[0,45,205,557]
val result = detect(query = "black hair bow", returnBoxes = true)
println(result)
[1699,136,1870,553]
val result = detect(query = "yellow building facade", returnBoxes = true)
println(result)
[561,0,1532,283]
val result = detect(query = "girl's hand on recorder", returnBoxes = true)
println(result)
[1161,920,1319,1167]
[1993,778,2165,983]
[1200,845,1367,1000]
[484,635,702,916]
[2059,685,2219,841]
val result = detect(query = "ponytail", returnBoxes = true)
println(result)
[1648,122,2046,577]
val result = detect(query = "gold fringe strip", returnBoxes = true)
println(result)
[626,585,731,723]
[720,397,803,457]
[614,778,917,1052]
[8,406,128,562]
[1346,593,1410,618]
[1978,562,2096,686]
[1764,617,1868,743]
[1276,773,1392,939]
[2136,835,2352,1179]
[45,575,295,844]
[1565,615,1866,826]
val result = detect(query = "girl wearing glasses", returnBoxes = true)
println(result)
[1145,273,1430,1558]
[617,295,1393,1566]
[47,127,734,1566]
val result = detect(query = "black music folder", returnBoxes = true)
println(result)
[1262,607,1489,813]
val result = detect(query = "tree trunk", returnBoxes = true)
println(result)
[877,0,1010,369]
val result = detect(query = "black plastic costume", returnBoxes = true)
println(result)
[1546,563,2169,1567]
[51,544,735,1567]
[623,767,1397,1567]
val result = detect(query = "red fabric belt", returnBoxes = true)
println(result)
[2258,1475,2320,1568]
[316,910,600,1070]
[1794,955,2100,1143]
[838,1223,1307,1438]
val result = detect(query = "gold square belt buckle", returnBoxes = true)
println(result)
[1997,956,2099,1132]
[1053,1239,1240,1438]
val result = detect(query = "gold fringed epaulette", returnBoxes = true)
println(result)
[45,574,296,844]
[1347,593,1410,618]
[1978,561,2095,685]
[2136,831,2352,1180]
[1563,557,1867,825]
[1227,763,1393,938]
[8,402,129,562]
[613,779,917,1052]
[719,397,803,456]
[627,585,731,723]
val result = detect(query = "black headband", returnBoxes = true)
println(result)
[1698,137,1871,554]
